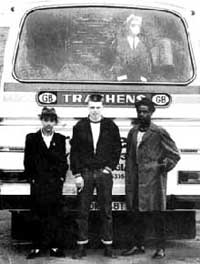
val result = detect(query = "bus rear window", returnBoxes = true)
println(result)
[14,7,194,83]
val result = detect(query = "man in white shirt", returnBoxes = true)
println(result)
[112,14,151,82]
[70,94,121,258]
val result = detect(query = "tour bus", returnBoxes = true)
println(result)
[0,0,200,243]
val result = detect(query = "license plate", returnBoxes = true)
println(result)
[90,201,127,211]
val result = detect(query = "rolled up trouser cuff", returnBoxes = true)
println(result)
[77,240,88,245]
[101,239,112,245]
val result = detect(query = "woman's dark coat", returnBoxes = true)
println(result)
[125,122,180,212]
[24,130,68,209]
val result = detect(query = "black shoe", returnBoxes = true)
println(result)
[152,248,165,259]
[121,245,145,256]
[26,249,41,259]
[50,248,65,257]
[72,245,87,259]
[104,245,117,258]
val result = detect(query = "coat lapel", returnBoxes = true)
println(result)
[138,123,156,147]
[86,119,94,152]
[37,130,47,151]
[132,126,138,149]
[97,119,104,144]
[49,133,57,150]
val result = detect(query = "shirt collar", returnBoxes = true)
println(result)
[41,128,54,137]
[88,116,103,124]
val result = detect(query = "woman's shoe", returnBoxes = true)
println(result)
[26,248,41,259]
[152,248,165,259]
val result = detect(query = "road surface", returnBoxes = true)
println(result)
[0,210,200,263]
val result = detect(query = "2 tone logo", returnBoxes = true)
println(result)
[38,92,57,104]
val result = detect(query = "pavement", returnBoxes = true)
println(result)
[1,210,200,263]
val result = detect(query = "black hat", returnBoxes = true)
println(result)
[135,97,155,113]
[39,107,58,122]
[88,93,103,102]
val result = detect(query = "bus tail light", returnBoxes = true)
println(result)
[178,171,200,184]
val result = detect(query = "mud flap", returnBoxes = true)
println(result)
[10,209,195,248]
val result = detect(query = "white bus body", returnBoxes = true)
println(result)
[1,0,200,210]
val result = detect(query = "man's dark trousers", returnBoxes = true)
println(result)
[76,169,113,244]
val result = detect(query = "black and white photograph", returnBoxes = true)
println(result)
[0,0,200,263]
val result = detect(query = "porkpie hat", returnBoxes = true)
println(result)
[135,97,155,113]
[39,107,58,122]
[88,93,103,102]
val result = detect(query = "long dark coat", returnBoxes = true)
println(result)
[24,130,68,210]
[125,122,180,212]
